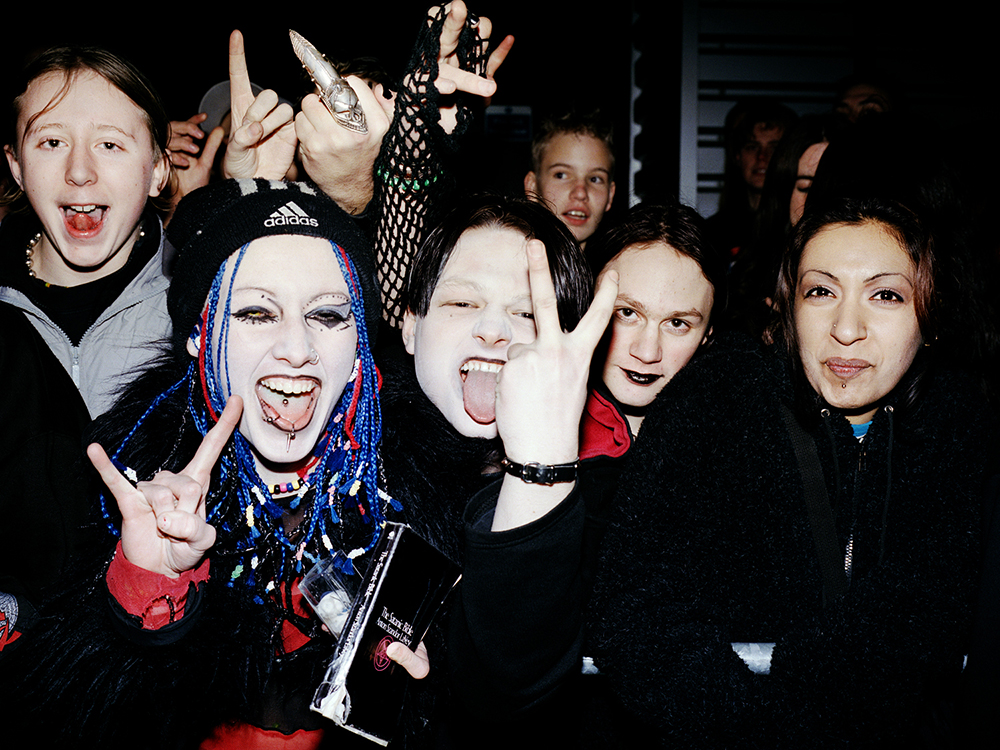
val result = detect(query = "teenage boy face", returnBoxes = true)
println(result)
[525,132,615,247]
[402,226,537,438]
[6,70,169,286]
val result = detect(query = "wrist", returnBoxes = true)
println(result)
[501,457,579,486]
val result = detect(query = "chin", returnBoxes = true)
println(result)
[452,412,499,439]
[240,421,321,468]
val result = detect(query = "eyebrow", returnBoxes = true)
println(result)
[27,120,139,142]
[801,269,914,285]
[617,294,705,320]
[547,162,610,175]
[233,286,350,306]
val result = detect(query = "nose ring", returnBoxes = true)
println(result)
[309,349,320,365]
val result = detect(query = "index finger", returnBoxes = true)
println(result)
[487,35,515,80]
[228,30,254,126]
[525,240,561,341]
[182,396,243,484]
[87,442,142,511]
[573,269,619,350]
[437,1,467,61]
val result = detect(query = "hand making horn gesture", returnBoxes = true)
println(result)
[87,397,244,578]
[492,242,618,531]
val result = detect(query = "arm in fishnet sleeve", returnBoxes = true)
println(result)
[374,5,489,328]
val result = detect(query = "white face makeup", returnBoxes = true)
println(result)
[600,243,713,434]
[191,236,358,475]
[525,132,615,247]
[5,70,169,286]
[794,221,922,424]
[789,141,829,227]
[402,226,537,438]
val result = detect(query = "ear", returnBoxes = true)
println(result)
[524,171,538,197]
[148,151,171,197]
[605,180,616,212]
[702,326,713,346]
[5,145,24,189]
[401,310,417,355]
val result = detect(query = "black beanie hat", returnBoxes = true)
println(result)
[166,179,379,356]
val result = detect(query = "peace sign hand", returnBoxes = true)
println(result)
[87,397,243,578]
[496,241,618,466]
[492,243,617,531]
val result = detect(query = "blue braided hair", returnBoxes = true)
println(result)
[100,239,399,601]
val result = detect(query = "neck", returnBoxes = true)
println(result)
[33,222,142,287]
[254,448,319,487]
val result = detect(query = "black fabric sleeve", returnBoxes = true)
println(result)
[448,481,587,719]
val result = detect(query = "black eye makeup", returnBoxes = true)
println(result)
[306,300,353,330]
[232,306,278,325]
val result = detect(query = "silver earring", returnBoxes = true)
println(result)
[309,349,320,365]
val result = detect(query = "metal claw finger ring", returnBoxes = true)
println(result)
[324,80,368,134]
[468,13,480,28]
[290,30,369,134]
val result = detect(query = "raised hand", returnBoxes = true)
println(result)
[492,243,618,531]
[431,1,514,133]
[167,113,208,169]
[223,31,297,180]
[296,77,394,214]
[168,124,225,210]
[88,397,243,578]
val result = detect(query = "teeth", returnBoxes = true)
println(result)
[566,211,586,219]
[260,377,317,395]
[461,360,503,375]
[66,205,99,213]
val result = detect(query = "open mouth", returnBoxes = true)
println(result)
[460,359,504,424]
[62,204,107,237]
[256,376,320,432]
[623,369,661,386]
[562,209,589,226]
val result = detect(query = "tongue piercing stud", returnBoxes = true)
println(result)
[283,398,289,405]
[842,383,847,389]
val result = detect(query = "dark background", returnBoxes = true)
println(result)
[2,2,993,209]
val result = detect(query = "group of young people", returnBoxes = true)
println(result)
[1,2,997,748]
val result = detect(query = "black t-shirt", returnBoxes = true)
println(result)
[0,211,160,346]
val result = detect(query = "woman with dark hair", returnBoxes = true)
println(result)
[584,194,995,746]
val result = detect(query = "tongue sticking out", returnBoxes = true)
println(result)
[65,208,104,237]
[462,368,499,424]
[257,382,319,432]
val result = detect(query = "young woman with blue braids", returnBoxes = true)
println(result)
[5,179,429,748]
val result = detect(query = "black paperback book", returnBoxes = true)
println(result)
[311,522,461,745]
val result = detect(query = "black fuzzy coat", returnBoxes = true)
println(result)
[0,352,497,748]
[589,334,993,748]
